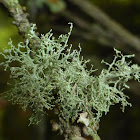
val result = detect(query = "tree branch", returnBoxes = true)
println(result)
[0,0,100,140]
[0,0,31,40]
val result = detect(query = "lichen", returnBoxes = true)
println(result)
[0,23,140,133]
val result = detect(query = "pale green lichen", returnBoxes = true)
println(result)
[8,0,18,7]
[0,23,140,133]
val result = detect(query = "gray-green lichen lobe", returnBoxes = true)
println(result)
[0,23,140,138]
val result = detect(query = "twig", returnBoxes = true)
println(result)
[62,9,140,63]
[69,0,140,52]
[0,0,31,39]
[0,0,99,139]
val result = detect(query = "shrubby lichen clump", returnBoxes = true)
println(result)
[0,23,140,130]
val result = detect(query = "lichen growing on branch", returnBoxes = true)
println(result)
[0,23,140,136]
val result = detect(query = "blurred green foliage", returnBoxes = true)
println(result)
[0,8,22,54]
[24,0,66,13]
[45,0,66,13]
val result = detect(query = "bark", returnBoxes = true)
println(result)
[0,0,100,139]
[0,0,31,40]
